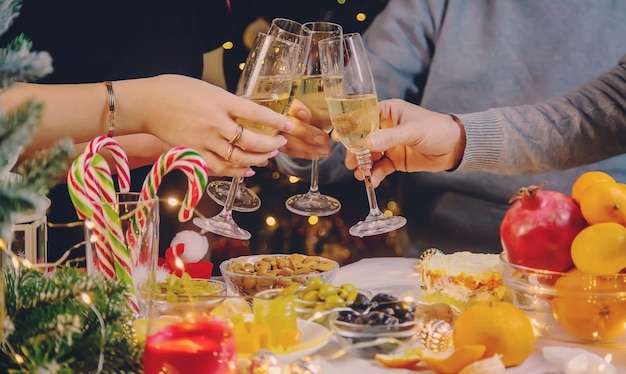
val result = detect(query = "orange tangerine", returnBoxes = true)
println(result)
[551,268,626,341]
[579,182,626,225]
[571,171,616,205]
[571,222,626,274]
[453,301,535,367]
[422,345,486,374]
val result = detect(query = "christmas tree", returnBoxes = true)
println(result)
[0,1,143,372]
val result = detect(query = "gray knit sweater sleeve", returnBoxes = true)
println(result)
[456,54,626,174]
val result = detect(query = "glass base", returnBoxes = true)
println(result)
[193,216,251,241]
[349,215,407,238]
[207,180,260,213]
[285,192,341,217]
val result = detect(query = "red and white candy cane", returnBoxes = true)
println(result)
[143,147,209,220]
[67,153,115,279]
[67,136,129,278]
[127,147,208,248]
[89,154,139,314]
[92,156,140,314]
[83,136,131,197]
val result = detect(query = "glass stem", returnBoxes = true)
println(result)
[221,176,242,218]
[235,177,246,198]
[356,151,383,219]
[307,156,321,196]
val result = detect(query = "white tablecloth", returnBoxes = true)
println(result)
[314,257,626,374]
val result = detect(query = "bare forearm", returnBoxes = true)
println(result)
[1,80,147,156]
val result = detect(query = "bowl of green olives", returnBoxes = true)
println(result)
[294,278,371,328]
[328,292,419,358]
[151,273,226,304]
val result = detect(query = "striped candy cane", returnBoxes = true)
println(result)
[68,136,130,278]
[128,147,208,248]
[67,154,116,279]
[89,154,140,314]
[83,136,131,194]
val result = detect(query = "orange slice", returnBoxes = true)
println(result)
[422,345,487,374]
[459,354,506,374]
[375,348,423,369]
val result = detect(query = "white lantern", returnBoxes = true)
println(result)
[0,172,50,267]
[10,198,50,265]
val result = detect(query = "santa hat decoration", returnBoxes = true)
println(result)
[161,230,213,278]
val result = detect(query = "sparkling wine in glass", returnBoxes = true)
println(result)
[194,32,298,240]
[284,21,343,217]
[207,19,311,213]
[320,32,406,237]
[267,18,311,111]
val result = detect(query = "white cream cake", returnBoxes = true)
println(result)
[420,251,506,311]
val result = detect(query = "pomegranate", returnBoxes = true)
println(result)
[500,184,588,272]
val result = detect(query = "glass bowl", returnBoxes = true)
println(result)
[328,308,419,359]
[151,278,227,304]
[219,254,339,298]
[501,253,626,346]
[295,288,372,328]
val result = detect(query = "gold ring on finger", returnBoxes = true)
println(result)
[229,124,244,145]
[224,143,235,162]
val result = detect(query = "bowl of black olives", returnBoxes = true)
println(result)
[328,292,419,358]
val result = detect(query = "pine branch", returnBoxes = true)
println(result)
[2,267,143,373]
[0,99,42,172]
[0,0,20,36]
[14,138,74,196]
[0,35,53,87]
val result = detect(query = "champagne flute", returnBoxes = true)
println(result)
[284,21,343,217]
[194,32,299,240]
[267,18,311,110]
[205,19,311,213]
[319,32,407,237]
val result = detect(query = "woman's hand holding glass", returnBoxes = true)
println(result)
[205,18,313,213]
[118,74,291,177]
[193,32,300,240]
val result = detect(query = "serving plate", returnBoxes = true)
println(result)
[238,315,333,363]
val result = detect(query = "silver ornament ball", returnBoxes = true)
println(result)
[419,319,454,352]
[249,349,280,374]
[289,356,321,374]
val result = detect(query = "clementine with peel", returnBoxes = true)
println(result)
[551,268,626,341]
[453,301,535,367]
[579,182,626,225]
[571,171,616,205]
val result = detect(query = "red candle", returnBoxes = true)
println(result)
[143,316,237,374]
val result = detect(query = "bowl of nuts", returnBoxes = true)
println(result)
[219,253,339,298]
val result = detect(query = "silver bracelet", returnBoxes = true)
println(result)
[104,81,115,137]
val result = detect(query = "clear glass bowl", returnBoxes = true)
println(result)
[295,288,372,328]
[150,278,227,304]
[219,254,339,298]
[328,307,419,359]
[501,253,626,346]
